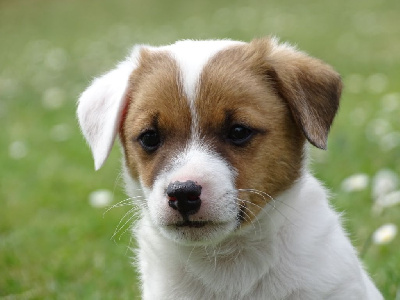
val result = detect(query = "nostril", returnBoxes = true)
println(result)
[168,198,179,210]
[187,194,200,201]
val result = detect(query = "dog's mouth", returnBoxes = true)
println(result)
[174,220,208,228]
[162,219,238,244]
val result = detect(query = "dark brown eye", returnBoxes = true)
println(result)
[227,125,253,146]
[138,130,161,152]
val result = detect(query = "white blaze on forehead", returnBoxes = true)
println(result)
[170,140,236,181]
[159,40,244,135]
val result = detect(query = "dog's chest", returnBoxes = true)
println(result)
[136,213,302,300]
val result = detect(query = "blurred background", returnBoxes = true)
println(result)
[1,0,399,298]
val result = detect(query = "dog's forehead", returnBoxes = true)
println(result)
[124,41,251,186]
[158,40,245,101]
[128,39,283,143]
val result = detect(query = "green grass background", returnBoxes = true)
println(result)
[1,0,399,298]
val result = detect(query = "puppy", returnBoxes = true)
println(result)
[77,37,382,299]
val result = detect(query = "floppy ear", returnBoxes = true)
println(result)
[77,48,142,170]
[262,38,342,149]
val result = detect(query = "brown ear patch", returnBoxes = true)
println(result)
[256,38,342,149]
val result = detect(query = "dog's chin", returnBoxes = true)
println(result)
[158,220,238,246]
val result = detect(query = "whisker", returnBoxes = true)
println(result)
[237,203,253,223]
[213,247,217,271]
[237,202,258,231]
[116,215,138,241]
[184,246,196,270]
[103,196,142,217]
[239,197,288,238]
[125,234,136,256]
[113,170,124,194]
[108,202,134,210]
[111,208,136,234]
[237,199,264,238]
[238,197,270,218]
[239,188,273,200]
[104,198,134,210]
[111,207,139,241]
[238,188,277,212]
[239,188,300,213]
[239,190,297,227]
[203,245,212,263]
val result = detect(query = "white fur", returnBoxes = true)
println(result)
[160,40,243,135]
[77,39,383,299]
[143,141,238,245]
[160,40,242,102]
[77,45,146,170]
[135,172,382,299]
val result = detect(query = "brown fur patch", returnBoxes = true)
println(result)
[195,38,341,224]
[196,41,304,223]
[119,49,191,187]
[261,38,342,149]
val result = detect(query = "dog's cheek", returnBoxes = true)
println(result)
[119,120,182,190]
[123,148,171,190]
[231,120,305,222]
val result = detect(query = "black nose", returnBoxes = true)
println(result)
[167,180,202,219]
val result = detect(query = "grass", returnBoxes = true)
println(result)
[1,0,399,298]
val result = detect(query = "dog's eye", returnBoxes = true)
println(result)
[138,130,161,152]
[227,125,253,146]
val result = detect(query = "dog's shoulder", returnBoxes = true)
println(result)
[266,172,382,299]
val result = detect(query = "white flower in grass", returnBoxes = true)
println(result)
[0,101,6,117]
[365,118,391,141]
[50,124,71,142]
[373,190,400,215]
[45,48,68,71]
[89,189,113,208]
[42,87,65,110]
[341,173,369,192]
[9,140,28,159]
[381,93,400,113]
[376,190,400,208]
[380,132,400,152]
[350,107,367,127]
[0,77,18,98]
[372,223,397,245]
[372,169,399,199]
[344,73,364,94]
[366,73,388,94]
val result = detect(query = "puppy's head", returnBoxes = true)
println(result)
[78,38,342,245]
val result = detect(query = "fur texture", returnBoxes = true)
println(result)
[77,37,382,299]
